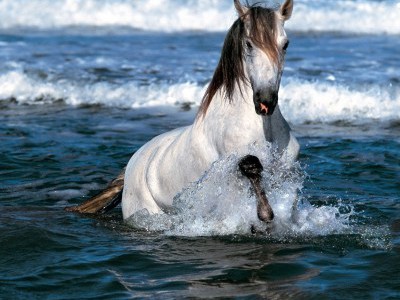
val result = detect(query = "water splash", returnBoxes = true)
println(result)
[126,143,353,238]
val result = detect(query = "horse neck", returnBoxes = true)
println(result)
[193,80,265,155]
[194,79,291,155]
[198,80,255,125]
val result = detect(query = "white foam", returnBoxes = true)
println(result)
[0,0,399,34]
[0,70,205,108]
[280,78,400,124]
[0,0,235,32]
[124,141,391,250]
[127,144,352,237]
[1,71,399,124]
[289,0,400,35]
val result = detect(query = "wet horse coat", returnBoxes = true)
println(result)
[122,0,298,220]
[66,0,299,223]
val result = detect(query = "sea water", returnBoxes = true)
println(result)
[0,0,399,298]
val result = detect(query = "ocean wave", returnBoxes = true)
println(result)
[1,70,399,124]
[290,0,400,35]
[0,0,235,32]
[0,0,399,34]
[0,70,205,108]
[280,78,400,124]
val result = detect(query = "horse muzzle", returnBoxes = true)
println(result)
[254,90,278,116]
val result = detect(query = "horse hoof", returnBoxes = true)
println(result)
[238,155,263,179]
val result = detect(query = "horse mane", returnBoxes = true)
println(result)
[197,4,279,118]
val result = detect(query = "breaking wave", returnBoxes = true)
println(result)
[280,78,400,124]
[1,70,399,125]
[0,70,205,108]
[290,0,400,35]
[0,0,399,34]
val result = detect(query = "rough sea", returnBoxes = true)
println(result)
[1,0,399,298]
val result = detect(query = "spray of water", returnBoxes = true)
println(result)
[126,143,354,238]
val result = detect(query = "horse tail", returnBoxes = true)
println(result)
[65,170,124,214]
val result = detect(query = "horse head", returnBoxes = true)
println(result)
[235,0,293,116]
[198,0,293,118]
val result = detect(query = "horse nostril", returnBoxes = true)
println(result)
[260,102,269,114]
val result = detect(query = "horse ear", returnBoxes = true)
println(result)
[280,0,293,21]
[234,0,248,18]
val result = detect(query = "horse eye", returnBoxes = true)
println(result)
[283,40,290,51]
[246,41,253,50]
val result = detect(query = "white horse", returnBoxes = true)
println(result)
[66,0,299,225]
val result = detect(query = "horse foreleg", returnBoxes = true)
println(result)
[65,170,124,214]
[238,155,274,223]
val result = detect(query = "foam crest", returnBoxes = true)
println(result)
[0,0,399,34]
[0,0,235,32]
[0,71,205,108]
[2,71,399,125]
[280,78,400,124]
[289,1,400,35]
[127,143,351,237]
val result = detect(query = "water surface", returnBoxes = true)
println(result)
[1,0,399,298]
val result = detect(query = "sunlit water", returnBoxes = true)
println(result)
[1,0,399,298]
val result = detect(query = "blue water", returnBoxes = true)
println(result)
[1,0,400,298]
